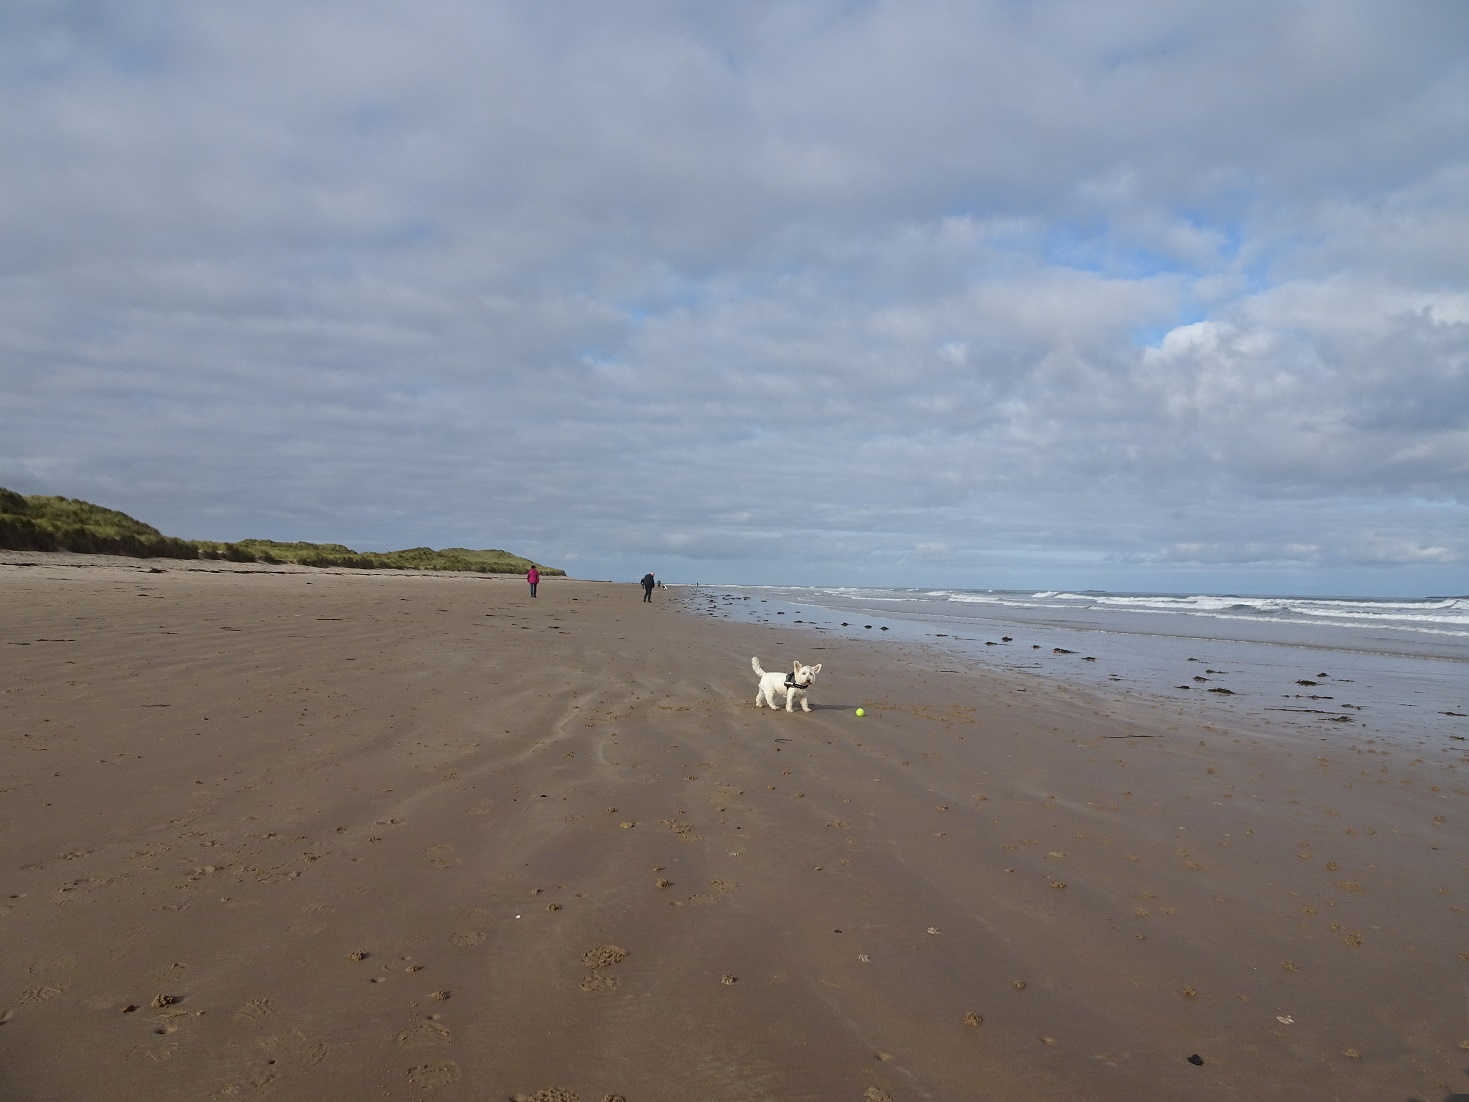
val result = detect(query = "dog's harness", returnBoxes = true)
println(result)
[784,673,812,690]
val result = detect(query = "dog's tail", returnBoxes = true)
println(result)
[751,656,765,676]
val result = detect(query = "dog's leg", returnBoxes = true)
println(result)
[754,687,765,708]
[785,693,795,712]
[800,695,812,713]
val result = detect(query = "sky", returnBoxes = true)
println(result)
[3,1,1467,595]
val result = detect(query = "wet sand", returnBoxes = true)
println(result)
[1,556,1465,1101]
[685,586,1469,749]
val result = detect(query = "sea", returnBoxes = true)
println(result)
[676,585,1469,750]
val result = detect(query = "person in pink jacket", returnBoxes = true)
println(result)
[526,565,540,598]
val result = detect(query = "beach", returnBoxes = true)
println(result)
[1,556,1465,1101]
[685,585,1469,749]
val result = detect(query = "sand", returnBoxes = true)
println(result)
[1,555,1465,1101]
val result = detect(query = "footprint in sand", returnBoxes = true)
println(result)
[658,818,698,841]
[234,998,272,1023]
[426,844,461,869]
[674,879,736,907]
[406,1062,461,1089]
[130,1037,182,1064]
[396,1017,452,1048]
[582,945,628,968]
[579,944,628,992]
[258,1029,328,1069]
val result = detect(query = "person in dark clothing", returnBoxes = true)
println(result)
[641,573,655,602]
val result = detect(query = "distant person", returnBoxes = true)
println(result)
[527,565,540,598]
[641,572,655,602]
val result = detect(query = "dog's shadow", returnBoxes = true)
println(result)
[766,702,858,713]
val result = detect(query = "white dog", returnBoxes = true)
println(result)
[751,656,822,713]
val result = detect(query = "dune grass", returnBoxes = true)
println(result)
[0,488,562,574]
[0,489,199,559]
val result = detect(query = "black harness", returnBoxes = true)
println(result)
[784,673,812,690]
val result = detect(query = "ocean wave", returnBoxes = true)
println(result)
[925,588,1469,632]
[946,593,1047,609]
[1286,603,1469,628]
[698,584,1469,635]
[1058,593,1469,627]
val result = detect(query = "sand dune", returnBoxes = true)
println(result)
[1,558,1465,1100]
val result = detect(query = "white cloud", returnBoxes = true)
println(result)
[1,1,1467,591]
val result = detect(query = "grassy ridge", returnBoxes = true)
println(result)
[0,489,563,574]
[0,489,199,559]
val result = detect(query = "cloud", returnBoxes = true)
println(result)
[2,1,1467,592]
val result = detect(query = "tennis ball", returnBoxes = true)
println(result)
[855,707,865,717]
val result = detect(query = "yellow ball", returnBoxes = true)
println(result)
[855,707,865,717]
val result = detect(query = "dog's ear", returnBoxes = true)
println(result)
[811,663,822,675]
[792,659,801,672]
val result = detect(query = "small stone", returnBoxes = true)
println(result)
[963,1011,982,1027]
[150,994,179,1008]
[1187,1053,1204,1066]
